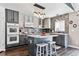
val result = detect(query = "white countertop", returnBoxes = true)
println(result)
[28,35,59,38]
[50,33,68,35]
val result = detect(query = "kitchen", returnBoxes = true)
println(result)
[0,3,79,56]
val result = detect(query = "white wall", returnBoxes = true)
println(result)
[69,11,79,48]
[19,12,25,28]
[33,16,39,28]
[0,6,5,51]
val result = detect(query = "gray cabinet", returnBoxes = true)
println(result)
[5,9,19,23]
[53,35,65,46]
[19,35,28,45]
[13,11,19,23]
[6,9,14,23]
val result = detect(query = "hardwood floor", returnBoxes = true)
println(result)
[0,45,30,56]
[0,45,79,56]
[58,47,79,56]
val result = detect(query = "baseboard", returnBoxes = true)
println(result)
[68,45,79,49]
[0,49,6,52]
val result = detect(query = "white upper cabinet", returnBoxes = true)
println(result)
[24,15,33,27]
[19,13,39,28]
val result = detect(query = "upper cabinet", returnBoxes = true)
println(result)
[13,11,19,23]
[5,9,19,23]
[24,16,33,27]
[24,16,39,28]
[25,16,33,23]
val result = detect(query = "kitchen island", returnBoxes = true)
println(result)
[27,34,68,56]
[27,35,58,56]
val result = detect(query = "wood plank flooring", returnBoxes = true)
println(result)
[0,45,79,56]
[0,45,30,56]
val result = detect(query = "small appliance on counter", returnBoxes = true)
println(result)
[40,32,46,36]
[40,28,52,34]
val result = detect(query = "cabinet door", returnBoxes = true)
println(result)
[19,35,26,45]
[60,35,65,46]
[13,11,19,23]
[6,9,14,23]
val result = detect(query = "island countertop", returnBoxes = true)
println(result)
[27,35,59,38]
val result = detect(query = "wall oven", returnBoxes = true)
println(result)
[7,34,19,44]
[7,23,19,45]
[7,23,19,34]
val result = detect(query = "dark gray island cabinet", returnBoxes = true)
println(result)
[53,34,68,48]
[27,35,58,56]
[27,34,69,56]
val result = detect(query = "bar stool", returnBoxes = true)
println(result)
[48,41,57,56]
[36,43,48,56]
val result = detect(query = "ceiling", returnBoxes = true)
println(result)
[0,3,79,17]
[0,3,34,15]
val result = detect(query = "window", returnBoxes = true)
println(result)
[55,20,65,32]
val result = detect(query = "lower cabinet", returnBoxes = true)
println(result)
[53,35,65,47]
[19,35,28,45]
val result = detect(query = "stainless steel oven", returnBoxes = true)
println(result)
[7,34,19,44]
